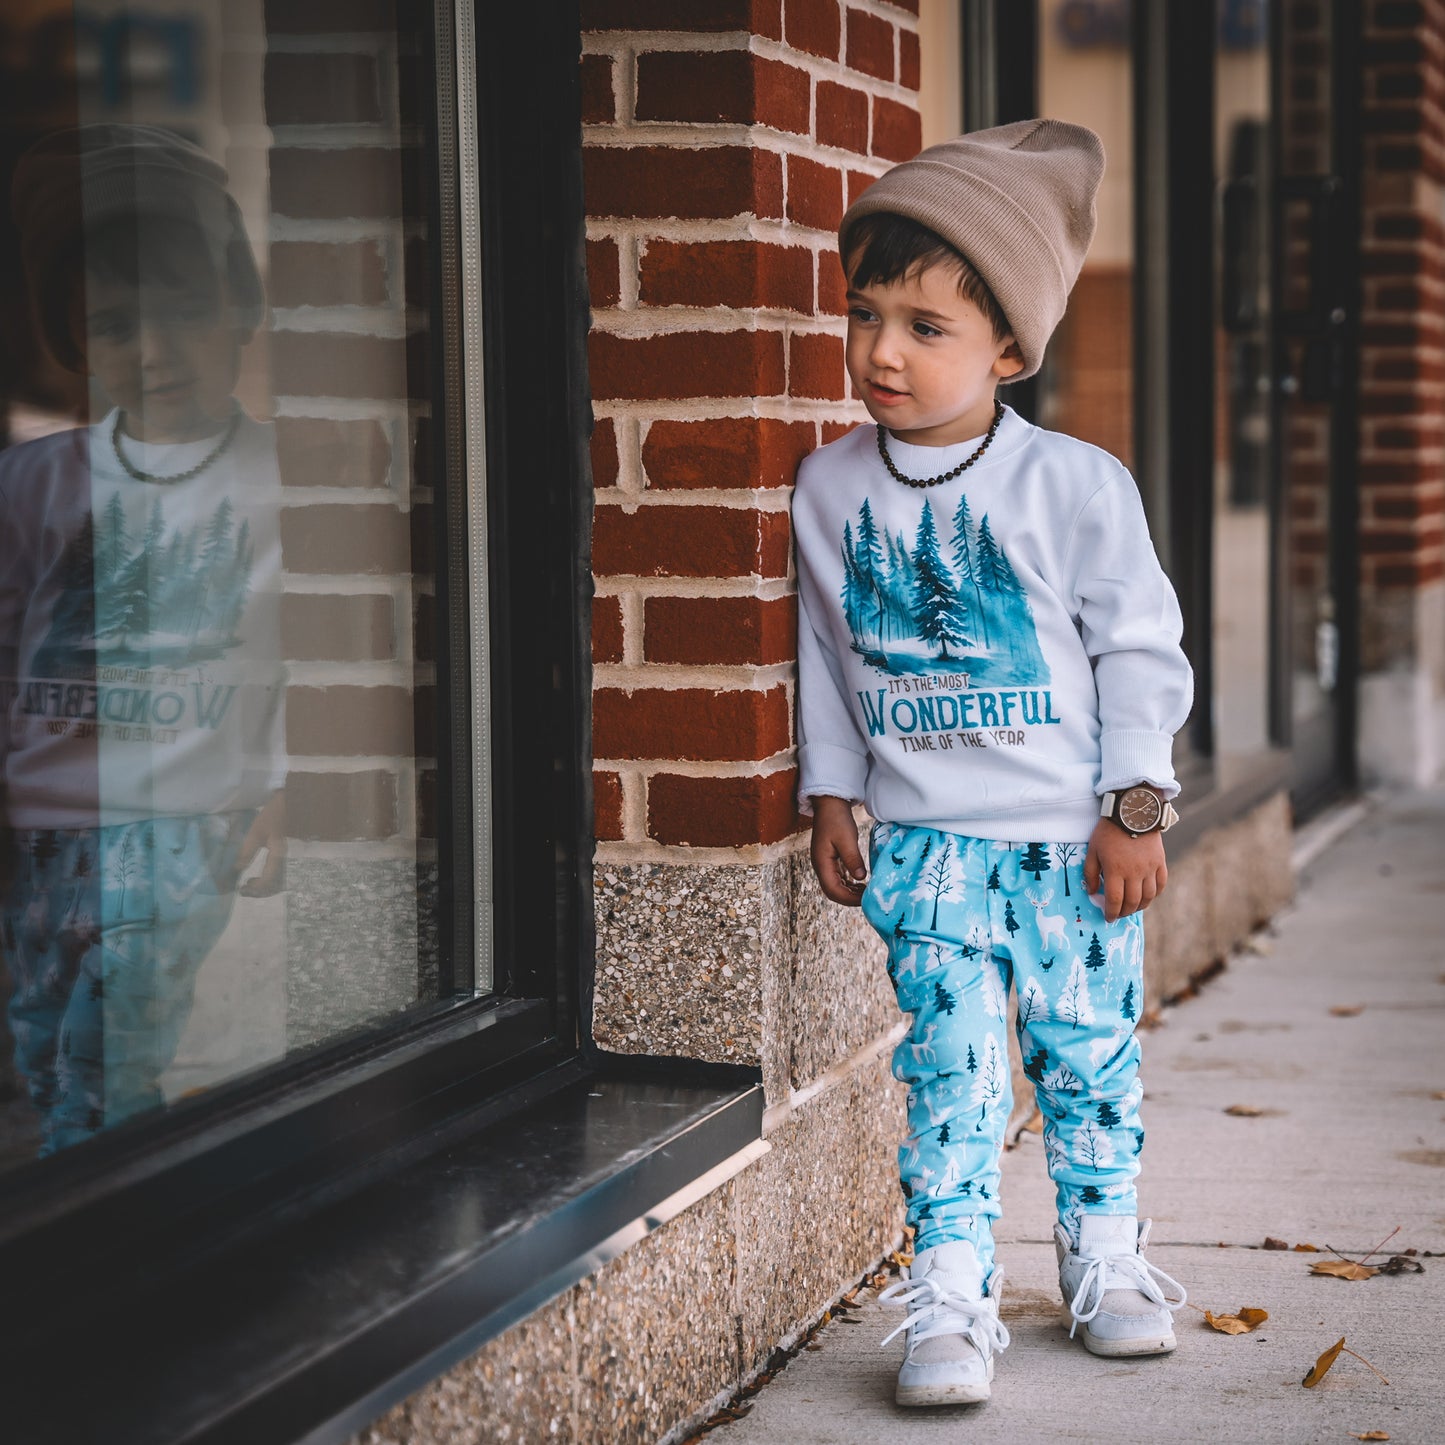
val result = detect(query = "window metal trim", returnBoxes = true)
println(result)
[452,0,495,994]
[436,0,499,994]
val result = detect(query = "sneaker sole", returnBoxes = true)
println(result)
[895,1357,994,1407]
[1059,1305,1176,1357]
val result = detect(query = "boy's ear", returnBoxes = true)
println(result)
[993,338,1025,380]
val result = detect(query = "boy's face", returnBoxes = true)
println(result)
[845,258,1023,447]
[79,272,248,444]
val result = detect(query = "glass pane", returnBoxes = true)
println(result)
[1213,0,1273,757]
[1278,0,1339,757]
[0,0,453,1170]
[1036,0,1135,466]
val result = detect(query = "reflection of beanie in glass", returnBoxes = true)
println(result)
[840,119,1105,382]
[10,123,264,371]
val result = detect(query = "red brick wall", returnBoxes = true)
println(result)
[1358,0,1445,651]
[582,1,921,854]
[1046,267,1133,467]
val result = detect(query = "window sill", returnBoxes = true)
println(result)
[10,1059,764,1445]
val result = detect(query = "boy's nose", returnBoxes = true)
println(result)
[869,326,904,371]
[136,318,182,368]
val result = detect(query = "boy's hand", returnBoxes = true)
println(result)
[237,789,287,898]
[1083,817,1167,924]
[810,795,868,907]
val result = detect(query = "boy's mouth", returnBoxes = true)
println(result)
[145,379,194,403]
[866,380,909,405]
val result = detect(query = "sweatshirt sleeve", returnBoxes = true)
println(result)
[795,496,870,815]
[1066,471,1194,798]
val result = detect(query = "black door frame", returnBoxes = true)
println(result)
[1267,0,1363,813]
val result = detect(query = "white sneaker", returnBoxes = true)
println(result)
[878,1240,1010,1406]
[1056,1215,1186,1357]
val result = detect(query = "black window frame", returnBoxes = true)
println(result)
[0,0,593,1332]
[5,18,762,1437]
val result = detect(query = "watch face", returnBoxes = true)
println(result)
[1119,788,1163,833]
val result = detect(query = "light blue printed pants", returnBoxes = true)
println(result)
[862,823,1146,1274]
[2,813,250,1155]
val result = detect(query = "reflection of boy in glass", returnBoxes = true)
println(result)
[0,125,284,1157]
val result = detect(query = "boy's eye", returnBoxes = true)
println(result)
[168,297,220,325]
[847,305,878,323]
[91,318,136,343]
[912,320,943,338]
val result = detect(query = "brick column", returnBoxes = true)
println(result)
[581,1,919,1101]
[1358,0,1445,783]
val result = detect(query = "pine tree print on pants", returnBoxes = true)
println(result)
[861,823,1147,1275]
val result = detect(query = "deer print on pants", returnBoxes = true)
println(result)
[863,824,1147,1273]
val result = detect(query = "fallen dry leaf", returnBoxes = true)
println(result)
[1293,1242,1320,1252]
[1263,1236,1290,1251]
[1204,1307,1269,1334]
[1303,1336,1346,1386]
[1354,1432,1390,1441]
[1225,1104,1265,1117]
[1310,1259,1378,1280]
[1330,1004,1365,1017]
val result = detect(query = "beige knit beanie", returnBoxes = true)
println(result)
[11,124,264,372]
[839,119,1105,382]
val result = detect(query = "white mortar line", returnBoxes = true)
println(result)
[592,755,798,781]
[588,308,844,335]
[593,662,795,688]
[596,489,793,511]
[594,397,862,423]
[594,576,797,601]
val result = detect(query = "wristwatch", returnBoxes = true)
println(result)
[1100,785,1179,838]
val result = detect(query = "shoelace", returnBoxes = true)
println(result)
[1066,1251,1187,1339]
[877,1268,1012,1356]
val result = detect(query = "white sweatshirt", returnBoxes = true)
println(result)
[794,406,1193,842]
[0,410,284,828]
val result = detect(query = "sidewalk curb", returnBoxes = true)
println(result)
[1289,793,1371,873]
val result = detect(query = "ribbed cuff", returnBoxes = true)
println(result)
[797,741,869,815]
[1098,730,1180,799]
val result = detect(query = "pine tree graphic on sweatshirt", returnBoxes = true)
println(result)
[32,495,254,675]
[839,496,1049,684]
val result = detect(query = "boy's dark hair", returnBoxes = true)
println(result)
[12,125,266,371]
[840,212,1011,342]
[56,213,235,335]
[50,215,261,365]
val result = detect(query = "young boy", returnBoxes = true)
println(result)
[794,120,1191,1406]
[0,125,285,1157]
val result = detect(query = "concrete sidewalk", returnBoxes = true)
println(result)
[708,788,1445,1444]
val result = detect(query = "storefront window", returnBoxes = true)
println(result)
[1035,0,1135,468]
[1277,0,1345,784]
[1214,0,1273,757]
[0,1,459,1169]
